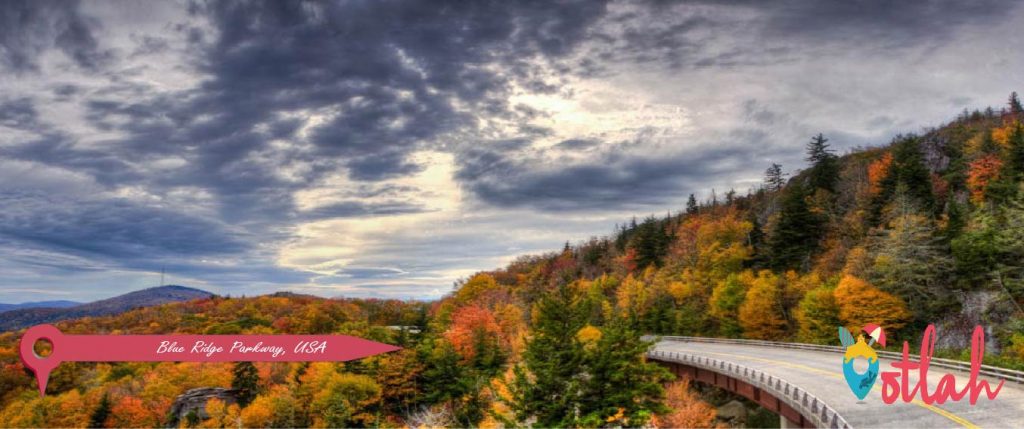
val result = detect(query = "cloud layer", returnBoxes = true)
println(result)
[1,0,1022,302]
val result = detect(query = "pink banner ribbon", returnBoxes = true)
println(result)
[19,324,402,396]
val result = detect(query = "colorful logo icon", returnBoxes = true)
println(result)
[839,324,885,400]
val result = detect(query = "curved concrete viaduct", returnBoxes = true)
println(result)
[649,337,1024,428]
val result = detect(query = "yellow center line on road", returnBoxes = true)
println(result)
[674,349,980,429]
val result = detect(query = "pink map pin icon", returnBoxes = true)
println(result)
[19,324,402,396]
[18,324,63,396]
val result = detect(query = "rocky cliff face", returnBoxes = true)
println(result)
[166,387,239,427]
[936,291,1005,352]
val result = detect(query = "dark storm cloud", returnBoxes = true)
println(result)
[453,0,1023,210]
[0,97,38,130]
[298,201,429,221]
[53,0,614,219]
[751,0,1014,47]
[584,0,1019,72]
[53,84,79,99]
[0,194,248,260]
[457,133,780,211]
[556,138,602,150]
[2,133,141,187]
[0,0,108,71]
[0,0,617,296]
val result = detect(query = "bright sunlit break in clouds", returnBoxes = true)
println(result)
[2,0,1023,302]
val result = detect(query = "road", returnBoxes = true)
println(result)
[651,340,1024,428]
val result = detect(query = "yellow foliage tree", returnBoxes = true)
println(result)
[709,274,746,337]
[615,274,649,318]
[833,275,911,332]
[669,211,753,307]
[199,398,241,428]
[240,386,298,428]
[782,270,820,309]
[576,325,603,350]
[240,394,274,428]
[795,285,841,344]
[842,246,872,278]
[738,270,788,340]
[455,273,500,305]
[310,372,382,428]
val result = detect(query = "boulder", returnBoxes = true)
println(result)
[166,387,240,427]
[717,400,748,420]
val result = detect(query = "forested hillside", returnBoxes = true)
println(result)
[2,94,1024,428]
[0,286,213,331]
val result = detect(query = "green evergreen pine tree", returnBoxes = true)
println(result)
[686,193,699,214]
[805,134,839,192]
[577,314,670,427]
[747,216,766,267]
[628,217,670,269]
[944,197,966,242]
[764,163,786,192]
[767,182,822,270]
[993,187,1024,313]
[1009,91,1023,115]
[509,284,589,428]
[88,393,111,428]
[509,285,669,428]
[419,339,480,424]
[872,135,935,222]
[1007,122,1024,176]
[979,130,1001,155]
[942,135,968,192]
[872,188,953,329]
[954,185,1024,314]
[231,361,260,407]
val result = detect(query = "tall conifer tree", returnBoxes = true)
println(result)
[805,134,839,192]
[767,182,822,270]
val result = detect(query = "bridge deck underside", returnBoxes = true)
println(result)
[662,361,812,428]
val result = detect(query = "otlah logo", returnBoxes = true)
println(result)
[836,323,1002,405]
[838,324,884,400]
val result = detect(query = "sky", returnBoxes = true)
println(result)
[1,0,1023,303]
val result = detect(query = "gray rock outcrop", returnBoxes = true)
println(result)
[166,387,240,427]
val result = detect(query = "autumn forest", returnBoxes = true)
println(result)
[3,94,1024,428]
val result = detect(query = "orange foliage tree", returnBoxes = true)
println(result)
[657,378,717,428]
[832,275,910,332]
[110,396,158,428]
[444,305,504,363]
[967,154,1004,203]
[867,152,893,195]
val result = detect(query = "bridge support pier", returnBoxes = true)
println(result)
[779,415,800,428]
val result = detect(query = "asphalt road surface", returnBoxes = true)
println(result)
[652,340,1024,428]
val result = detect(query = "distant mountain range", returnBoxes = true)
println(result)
[0,300,81,312]
[0,285,214,331]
